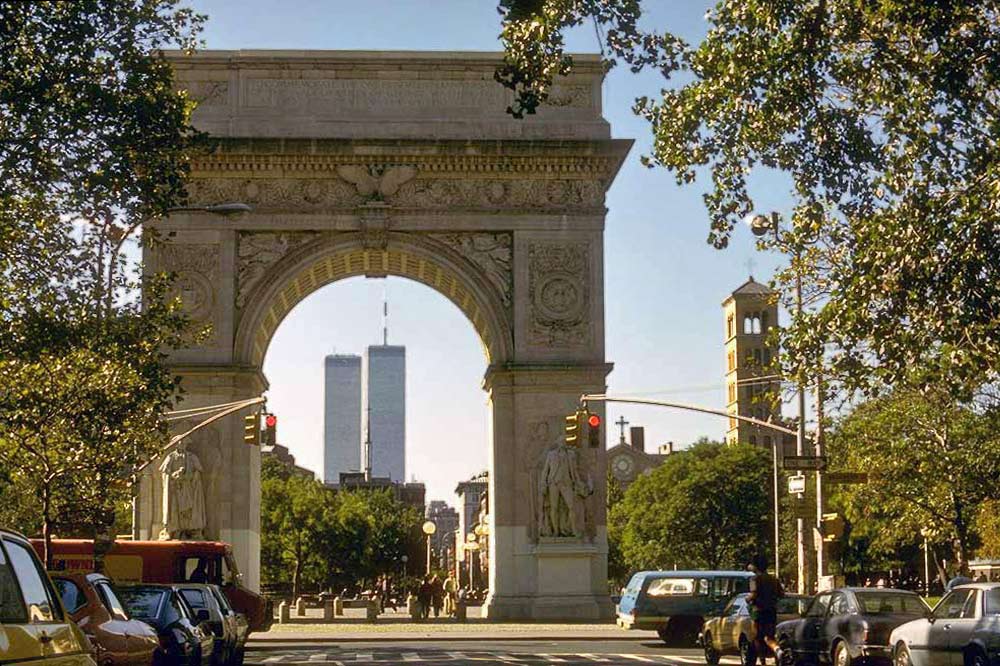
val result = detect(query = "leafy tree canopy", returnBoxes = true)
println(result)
[612,441,772,571]
[498,0,1000,399]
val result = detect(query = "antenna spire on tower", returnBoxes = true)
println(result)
[382,283,388,346]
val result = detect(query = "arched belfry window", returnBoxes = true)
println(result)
[743,316,753,334]
[752,316,762,334]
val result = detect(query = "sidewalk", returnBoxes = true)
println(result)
[249,607,659,644]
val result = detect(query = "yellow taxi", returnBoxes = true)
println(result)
[0,528,95,666]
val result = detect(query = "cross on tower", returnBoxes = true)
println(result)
[745,256,757,280]
[615,415,629,446]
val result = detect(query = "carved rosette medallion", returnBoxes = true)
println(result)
[528,243,591,347]
[236,232,320,308]
[158,244,219,345]
[429,232,513,311]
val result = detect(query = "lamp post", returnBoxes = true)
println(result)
[465,533,479,590]
[748,211,814,594]
[422,521,437,575]
[401,554,408,578]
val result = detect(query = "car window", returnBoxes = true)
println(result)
[164,592,185,625]
[778,597,807,615]
[828,593,851,616]
[53,578,86,614]
[96,581,130,621]
[210,587,232,613]
[731,577,751,594]
[807,593,832,618]
[936,590,973,619]
[647,578,695,597]
[182,557,221,585]
[181,588,208,610]
[119,588,164,622]
[0,542,28,623]
[985,589,1000,616]
[855,592,927,616]
[724,595,745,616]
[4,538,60,622]
[697,579,711,596]
[959,590,979,619]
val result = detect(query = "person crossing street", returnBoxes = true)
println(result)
[747,555,785,666]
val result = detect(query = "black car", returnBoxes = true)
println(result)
[176,583,249,666]
[776,588,929,666]
[119,584,214,666]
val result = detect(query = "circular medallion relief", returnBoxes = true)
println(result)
[535,274,583,321]
[612,454,635,479]
[174,273,214,320]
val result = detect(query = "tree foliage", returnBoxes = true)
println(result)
[498,0,1000,399]
[0,0,204,560]
[611,441,772,571]
[828,388,1000,574]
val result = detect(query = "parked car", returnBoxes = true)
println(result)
[701,592,811,666]
[776,588,930,666]
[50,572,159,666]
[36,539,272,632]
[118,584,214,666]
[176,583,249,666]
[617,570,756,646]
[0,528,95,666]
[890,583,1000,666]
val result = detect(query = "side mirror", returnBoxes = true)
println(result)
[196,609,211,624]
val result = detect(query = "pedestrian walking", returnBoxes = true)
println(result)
[443,574,457,616]
[418,575,433,619]
[747,554,785,666]
[430,574,444,618]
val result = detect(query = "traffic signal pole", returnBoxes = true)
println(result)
[581,394,797,581]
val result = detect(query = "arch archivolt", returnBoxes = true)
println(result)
[234,229,514,367]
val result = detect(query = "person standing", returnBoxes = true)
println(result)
[443,574,457,616]
[430,575,444,618]
[747,554,785,666]
[417,575,433,620]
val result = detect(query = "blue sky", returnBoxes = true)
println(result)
[189,0,792,504]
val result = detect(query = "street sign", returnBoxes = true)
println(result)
[788,474,806,494]
[782,455,827,471]
[825,472,869,484]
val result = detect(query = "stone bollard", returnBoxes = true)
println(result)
[295,597,305,616]
[407,594,420,620]
[333,597,343,616]
[366,600,378,622]
[454,597,467,623]
[278,601,290,624]
[323,599,335,621]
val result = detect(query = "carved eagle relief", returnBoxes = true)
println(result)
[336,164,418,201]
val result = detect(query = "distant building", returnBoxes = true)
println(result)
[454,471,488,577]
[365,345,405,482]
[607,425,668,489]
[722,277,795,454]
[262,443,316,479]
[426,500,460,571]
[327,472,426,514]
[323,354,362,484]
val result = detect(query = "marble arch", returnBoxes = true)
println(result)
[138,50,631,620]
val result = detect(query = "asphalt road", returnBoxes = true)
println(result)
[245,641,742,666]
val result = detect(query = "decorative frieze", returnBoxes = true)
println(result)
[236,232,320,308]
[528,242,591,348]
[429,232,513,310]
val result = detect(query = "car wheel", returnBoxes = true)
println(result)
[778,635,798,666]
[966,648,987,666]
[894,644,913,666]
[704,633,721,666]
[834,641,851,666]
[739,635,754,666]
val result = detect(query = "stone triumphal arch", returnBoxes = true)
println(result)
[138,51,631,619]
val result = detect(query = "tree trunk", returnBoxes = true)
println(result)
[292,557,302,600]
[42,487,53,570]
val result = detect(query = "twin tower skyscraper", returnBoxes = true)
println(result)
[323,345,406,485]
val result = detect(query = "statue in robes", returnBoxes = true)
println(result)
[159,441,206,540]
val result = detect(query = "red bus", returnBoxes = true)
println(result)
[33,538,272,633]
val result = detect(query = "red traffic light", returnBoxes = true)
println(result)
[265,414,277,428]
[587,414,601,428]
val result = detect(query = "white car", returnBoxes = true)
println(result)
[890,583,1000,666]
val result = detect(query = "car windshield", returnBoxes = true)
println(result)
[855,592,927,616]
[118,588,164,621]
[647,578,695,596]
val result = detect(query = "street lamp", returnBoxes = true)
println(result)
[422,520,437,574]
[465,533,480,591]
[401,554,408,577]
[747,211,814,594]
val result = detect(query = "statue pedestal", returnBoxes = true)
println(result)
[529,539,612,620]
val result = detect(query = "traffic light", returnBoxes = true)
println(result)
[821,512,845,541]
[263,413,277,446]
[243,410,261,445]
[586,412,601,448]
[565,411,582,446]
